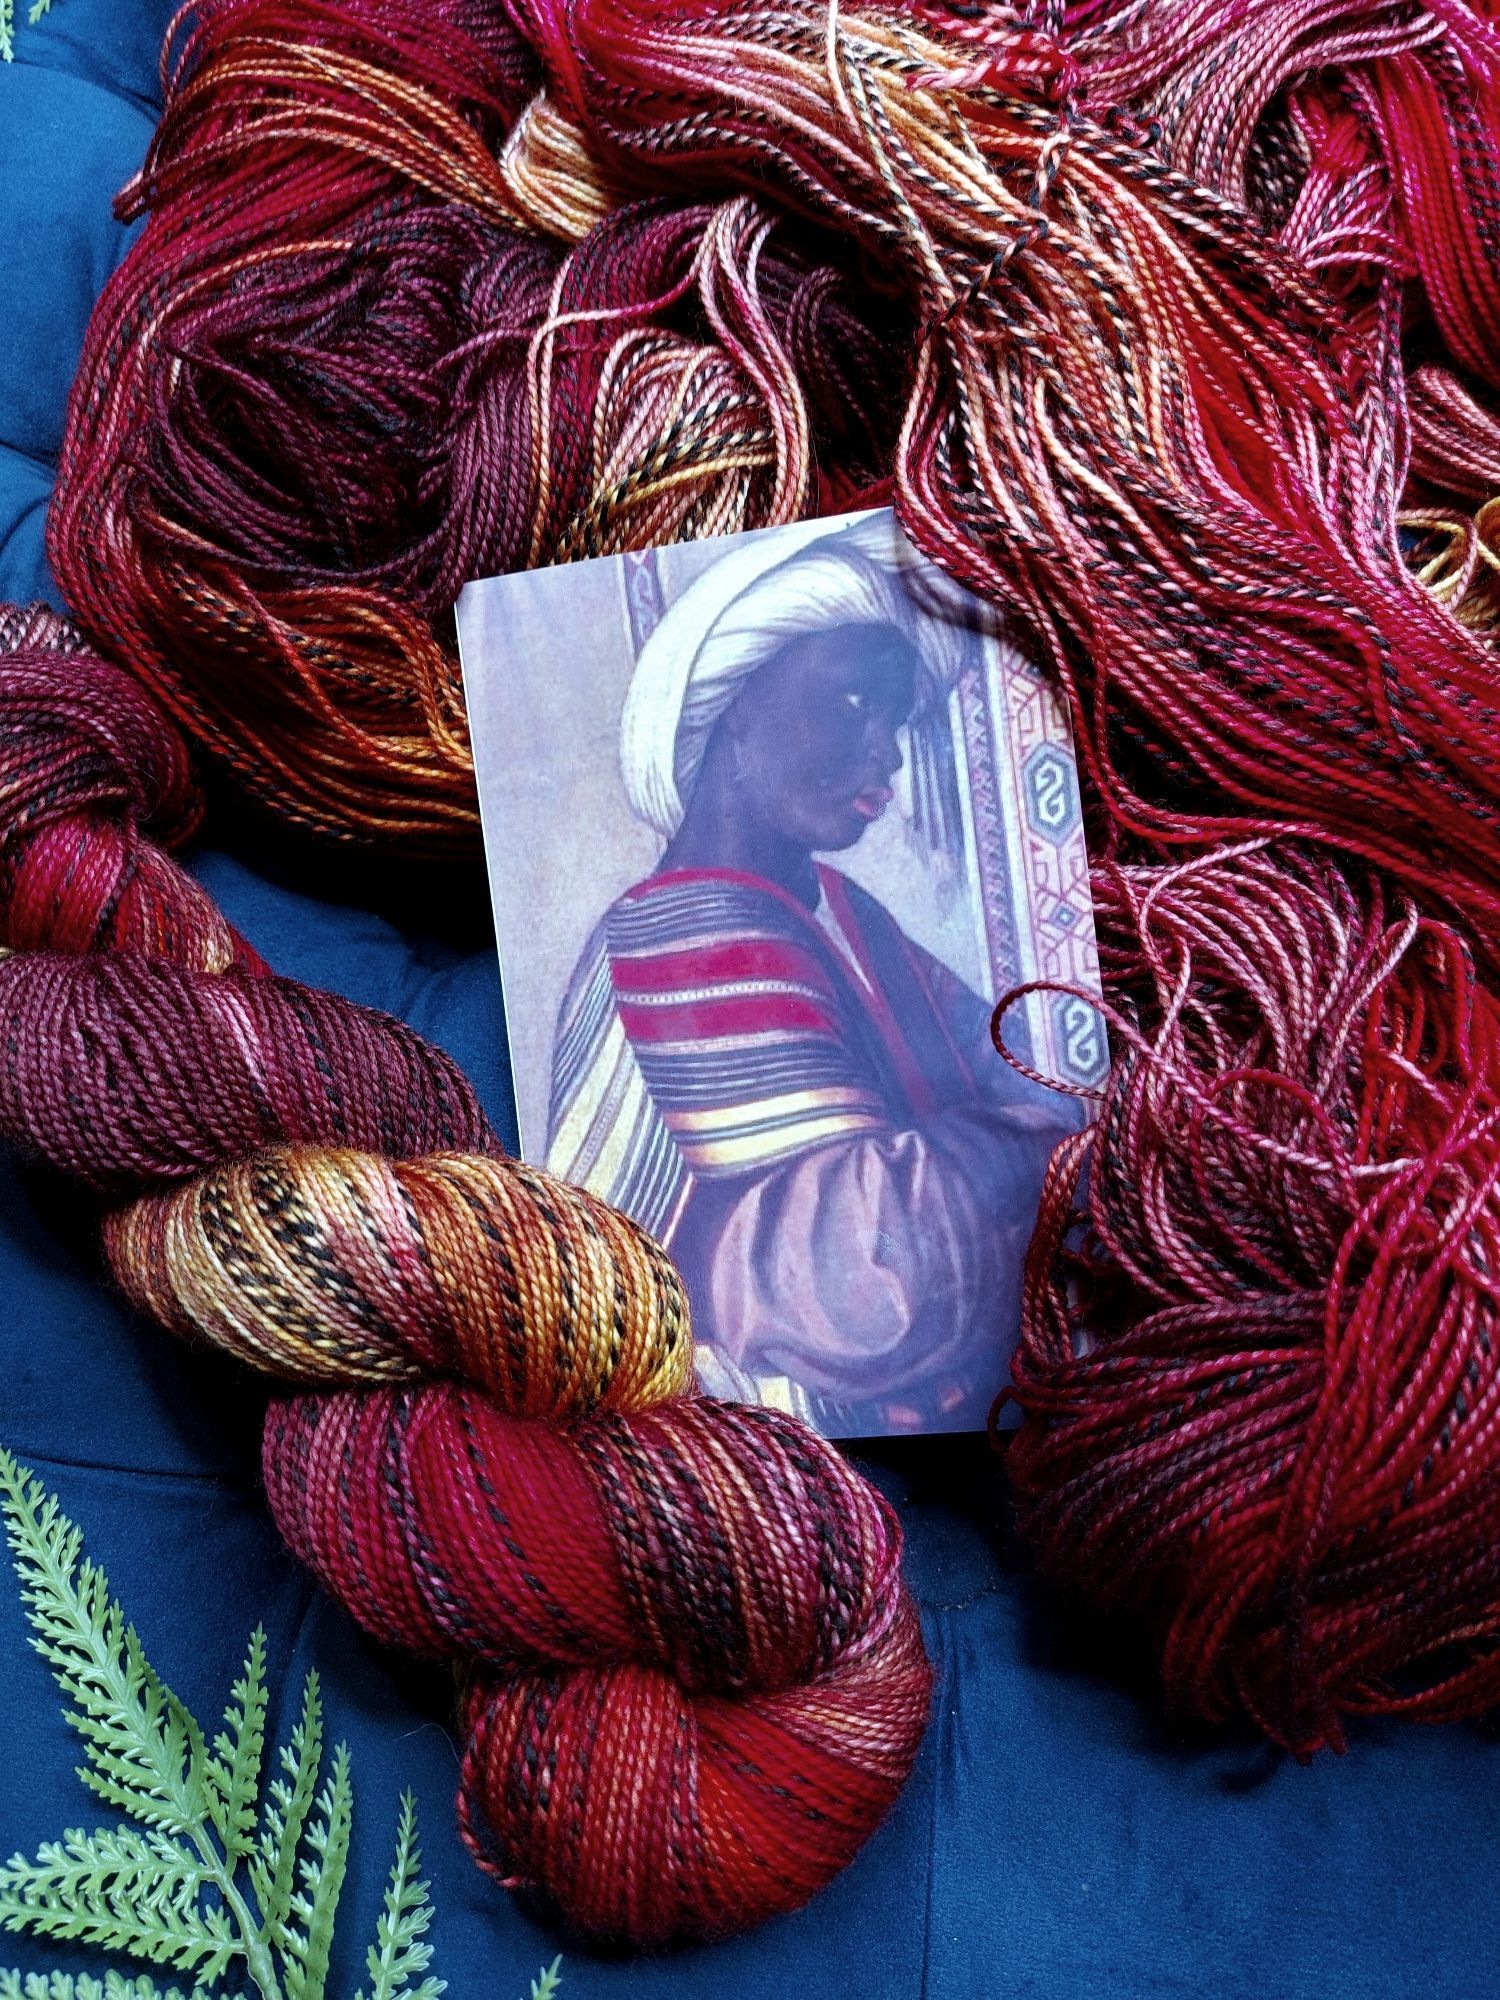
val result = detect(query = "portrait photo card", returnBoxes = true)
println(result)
[457,509,1106,1438]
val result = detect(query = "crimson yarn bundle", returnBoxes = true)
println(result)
[47,0,901,847]
[33,0,1500,1785]
[0,605,931,1945]
[1072,0,1500,624]
[503,0,1500,950]
[60,0,1500,927]
[1004,841,1500,1752]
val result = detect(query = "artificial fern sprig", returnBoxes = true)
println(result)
[353,1797,440,2000]
[203,1632,268,1866]
[0,1455,211,1838]
[0,1827,234,1982]
[0,1454,281,1996]
[0,1449,565,2000]
[245,1675,324,1968]
[0,1974,204,2000]
[0,0,59,64]
[279,1747,351,2000]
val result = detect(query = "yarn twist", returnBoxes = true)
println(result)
[0,614,931,1943]
[1073,0,1500,628]
[1002,841,1500,1754]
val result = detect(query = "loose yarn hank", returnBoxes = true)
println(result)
[1001,841,1500,1754]
[47,0,902,847]
[504,0,1500,952]
[0,609,931,1944]
[1072,0,1500,627]
[495,0,1500,1749]
[60,0,1500,928]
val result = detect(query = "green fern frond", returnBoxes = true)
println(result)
[0,1453,555,1999]
[0,1454,208,1837]
[352,1794,443,2000]
[0,1968,204,1998]
[279,1742,352,2000]
[203,1630,267,1863]
[1,0,59,61]
[247,1672,324,1958]
[0,1827,234,1980]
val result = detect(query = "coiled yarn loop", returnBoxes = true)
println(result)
[47,0,902,847]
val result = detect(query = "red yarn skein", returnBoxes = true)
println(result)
[505,0,1500,950]
[1074,0,1500,627]
[0,610,932,1943]
[47,0,902,848]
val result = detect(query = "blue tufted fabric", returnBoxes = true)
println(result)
[3,9,1500,1996]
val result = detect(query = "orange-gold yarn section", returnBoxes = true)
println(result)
[104,1146,696,1413]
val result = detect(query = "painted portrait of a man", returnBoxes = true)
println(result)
[539,514,1086,1434]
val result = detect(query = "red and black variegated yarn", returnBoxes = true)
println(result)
[0,605,931,1945]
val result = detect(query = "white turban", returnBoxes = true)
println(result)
[619,510,991,839]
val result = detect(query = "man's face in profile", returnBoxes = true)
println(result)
[720,622,920,854]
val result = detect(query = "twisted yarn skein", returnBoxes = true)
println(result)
[0,608,931,1944]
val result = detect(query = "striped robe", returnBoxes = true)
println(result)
[546,864,1071,1434]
